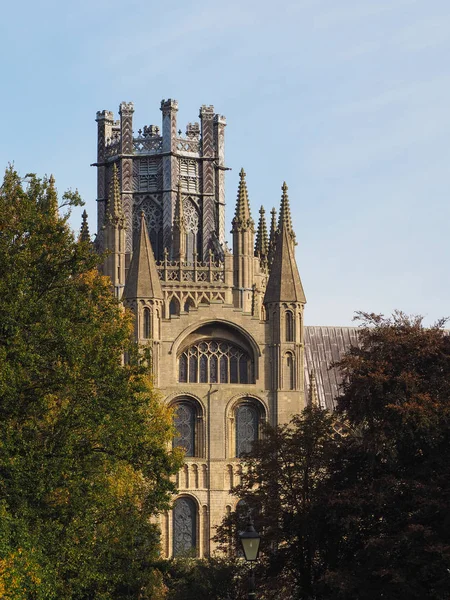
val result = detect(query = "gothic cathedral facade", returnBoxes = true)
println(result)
[95,99,315,558]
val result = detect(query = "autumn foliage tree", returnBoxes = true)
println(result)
[0,167,182,599]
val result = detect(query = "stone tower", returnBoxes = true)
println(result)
[94,100,307,557]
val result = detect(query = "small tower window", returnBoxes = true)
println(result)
[284,352,295,390]
[143,308,151,339]
[285,311,294,342]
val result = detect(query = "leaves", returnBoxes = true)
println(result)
[0,167,181,599]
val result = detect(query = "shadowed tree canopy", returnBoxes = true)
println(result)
[0,167,182,600]
[217,312,450,600]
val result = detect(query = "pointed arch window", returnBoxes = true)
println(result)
[143,307,151,339]
[173,497,197,557]
[285,311,294,342]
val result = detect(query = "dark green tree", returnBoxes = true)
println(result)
[318,312,450,600]
[0,167,182,599]
[215,407,342,599]
[217,312,450,600]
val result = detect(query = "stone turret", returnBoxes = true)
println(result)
[123,212,163,383]
[103,164,126,297]
[231,168,255,312]
[264,183,306,421]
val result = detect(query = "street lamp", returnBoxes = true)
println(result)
[239,515,261,599]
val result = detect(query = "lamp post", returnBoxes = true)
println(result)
[239,515,261,600]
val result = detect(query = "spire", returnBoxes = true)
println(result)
[278,182,296,246]
[268,207,278,266]
[106,164,125,226]
[123,212,163,300]
[309,370,319,407]
[232,168,254,231]
[254,206,269,261]
[79,209,91,243]
[263,218,306,304]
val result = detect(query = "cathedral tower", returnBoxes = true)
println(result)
[94,100,307,558]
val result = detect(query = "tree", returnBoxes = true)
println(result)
[318,312,450,600]
[218,312,450,600]
[160,557,243,600]
[215,407,342,599]
[0,167,182,599]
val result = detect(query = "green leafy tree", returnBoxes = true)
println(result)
[160,557,243,600]
[0,167,182,599]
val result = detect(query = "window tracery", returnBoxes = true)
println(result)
[133,197,163,259]
[173,497,197,557]
[179,341,252,384]
[236,404,259,457]
[173,402,196,456]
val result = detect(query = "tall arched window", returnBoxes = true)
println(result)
[143,307,151,339]
[236,404,259,457]
[173,497,197,557]
[285,311,294,342]
[173,402,196,457]
[284,352,295,390]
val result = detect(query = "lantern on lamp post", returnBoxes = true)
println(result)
[239,515,261,599]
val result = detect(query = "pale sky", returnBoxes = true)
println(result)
[1,0,449,326]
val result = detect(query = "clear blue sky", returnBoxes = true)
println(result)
[1,0,449,326]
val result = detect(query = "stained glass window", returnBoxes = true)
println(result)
[178,341,252,384]
[173,497,197,557]
[199,355,208,383]
[236,404,259,457]
[179,354,188,383]
[173,403,195,456]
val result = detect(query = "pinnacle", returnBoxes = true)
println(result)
[107,164,125,226]
[278,181,296,246]
[255,205,269,259]
[79,210,91,243]
[232,167,254,231]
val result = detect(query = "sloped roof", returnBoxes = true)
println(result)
[123,213,163,300]
[304,326,360,410]
[264,223,306,304]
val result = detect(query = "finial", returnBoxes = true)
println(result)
[255,205,269,262]
[278,181,296,246]
[79,209,91,243]
[268,207,278,267]
[232,167,254,231]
